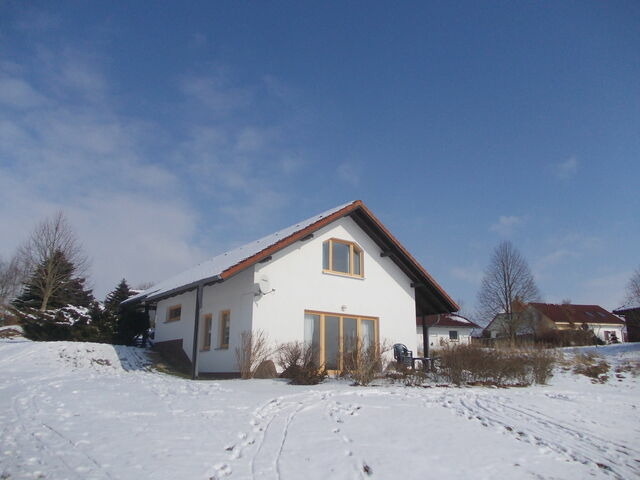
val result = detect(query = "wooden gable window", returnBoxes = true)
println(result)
[166,305,182,323]
[322,239,363,278]
[219,310,231,349]
[201,314,213,351]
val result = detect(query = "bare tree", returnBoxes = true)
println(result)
[624,267,640,306]
[16,212,89,311]
[477,241,540,338]
[0,253,24,307]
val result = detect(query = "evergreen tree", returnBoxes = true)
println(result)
[104,279,133,313]
[104,279,149,346]
[13,250,93,310]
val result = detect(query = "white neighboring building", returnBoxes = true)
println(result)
[416,313,479,355]
[484,302,626,343]
[126,201,458,376]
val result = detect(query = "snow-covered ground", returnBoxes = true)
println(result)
[1,338,638,480]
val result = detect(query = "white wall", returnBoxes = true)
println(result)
[155,215,426,373]
[416,325,474,355]
[154,268,255,373]
[252,216,417,357]
[197,268,255,372]
[155,289,197,358]
[589,324,626,344]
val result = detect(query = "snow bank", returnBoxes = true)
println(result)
[1,340,638,480]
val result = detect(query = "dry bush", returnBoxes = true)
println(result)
[342,340,391,386]
[572,353,610,383]
[537,329,602,347]
[527,348,558,385]
[235,330,273,379]
[276,341,326,385]
[433,344,557,386]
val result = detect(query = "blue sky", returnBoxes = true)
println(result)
[1,1,638,318]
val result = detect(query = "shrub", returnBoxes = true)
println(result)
[527,348,557,384]
[276,341,327,385]
[537,328,601,347]
[432,344,557,386]
[342,340,391,386]
[235,330,273,379]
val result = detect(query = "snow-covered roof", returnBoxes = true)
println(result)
[126,201,357,304]
[417,313,480,329]
[614,303,640,313]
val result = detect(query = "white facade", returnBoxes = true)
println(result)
[588,324,626,344]
[416,325,475,355]
[154,216,418,374]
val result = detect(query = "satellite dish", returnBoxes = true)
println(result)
[254,274,273,296]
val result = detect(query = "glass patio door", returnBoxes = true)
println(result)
[304,311,378,372]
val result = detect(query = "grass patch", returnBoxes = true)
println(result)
[571,353,610,383]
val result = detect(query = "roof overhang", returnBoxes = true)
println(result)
[124,200,459,315]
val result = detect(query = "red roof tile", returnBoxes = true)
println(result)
[528,303,624,326]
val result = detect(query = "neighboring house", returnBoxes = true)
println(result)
[416,313,479,355]
[613,304,640,342]
[484,302,626,343]
[125,200,458,376]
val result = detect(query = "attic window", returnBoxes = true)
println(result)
[586,311,595,317]
[322,239,363,278]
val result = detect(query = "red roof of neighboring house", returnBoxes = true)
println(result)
[528,303,625,326]
[416,313,480,329]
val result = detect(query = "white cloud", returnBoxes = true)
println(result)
[489,215,523,236]
[0,38,310,299]
[337,162,361,187]
[553,156,578,179]
[180,72,252,114]
[0,76,49,109]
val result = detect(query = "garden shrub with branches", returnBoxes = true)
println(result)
[276,341,326,385]
[342,340,391,386]
[432,344,557,386]
[235,330,273,379]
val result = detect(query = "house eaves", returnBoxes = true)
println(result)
[124,200,458,315]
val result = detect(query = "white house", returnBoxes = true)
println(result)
[126,200,458,377]
[484,302,626,343]
[416,313,479,355]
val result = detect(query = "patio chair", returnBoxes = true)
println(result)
[393,343,430,370]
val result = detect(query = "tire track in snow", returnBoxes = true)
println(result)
[218,390,371,480]
[447,392,639,480]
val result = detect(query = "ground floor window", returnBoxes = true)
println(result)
[201,314,212,351]
[219,310,230,349]
[304,310,378,371]
[449,330,458,341]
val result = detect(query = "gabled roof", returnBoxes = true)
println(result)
[613,303,640,314]
[416,313,479,329]
[529,303,625,326]
[126,200,458,315]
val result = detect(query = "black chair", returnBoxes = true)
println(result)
[393,343,430,370]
